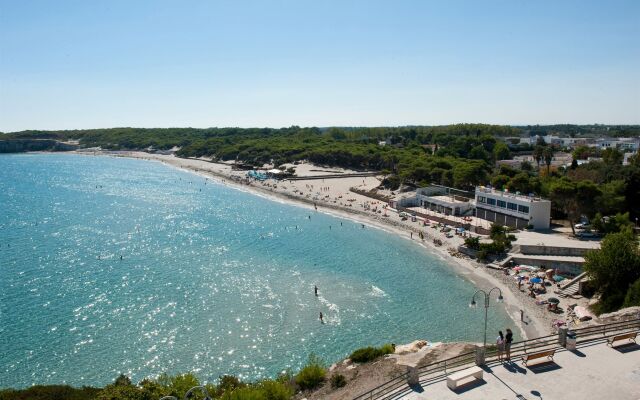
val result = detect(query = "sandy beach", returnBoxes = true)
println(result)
[74,150,548,339]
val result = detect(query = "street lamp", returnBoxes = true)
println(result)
[469,287,503,364]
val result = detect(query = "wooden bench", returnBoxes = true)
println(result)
[522,349,556,366]
[446,366,483,390]
[607,332,637,347]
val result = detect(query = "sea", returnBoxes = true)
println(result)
[0,153,515,388]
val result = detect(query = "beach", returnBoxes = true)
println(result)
[78,150,549,340]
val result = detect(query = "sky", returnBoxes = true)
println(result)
[0,0,639,132]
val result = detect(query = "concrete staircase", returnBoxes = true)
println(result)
[555,272,587,298]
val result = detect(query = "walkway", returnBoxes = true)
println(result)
[393,340,640,400]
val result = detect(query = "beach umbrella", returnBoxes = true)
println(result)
[530,277,543,284]
[548,297,560,304]
[537,272,546,277]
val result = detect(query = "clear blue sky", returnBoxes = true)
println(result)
[1,0,638,131]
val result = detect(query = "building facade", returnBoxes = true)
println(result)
[395,185,474,216]
[475,187,551,229]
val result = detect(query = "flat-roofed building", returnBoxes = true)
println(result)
[475,187,551,229]
[397,185,474,216]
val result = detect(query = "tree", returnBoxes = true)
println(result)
[492,142,510,161]
[521,160,533,171]
[533,145,544,168]
[574,180,601,218]
[602,148,623,165]
[507,172,534,194]
[623,278,640,307]
[584,231,640,313]
[543,146,554,175]
[491,174,511,190]
[549,179,579,234]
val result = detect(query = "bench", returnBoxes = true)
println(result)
[607,332,637,347]
[446,366,483,390]
[522,349,556,366]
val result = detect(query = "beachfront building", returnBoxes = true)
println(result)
[396,185,474,216]
[475,186,551,229]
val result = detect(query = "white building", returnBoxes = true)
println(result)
[396,185,474,216]
[475,187,551,229]
[594,138,640,152]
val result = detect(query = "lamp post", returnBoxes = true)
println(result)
[469,287,503,365]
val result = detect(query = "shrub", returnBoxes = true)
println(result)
[258,380,294,400]
[464,236,480,250]
[295,354,326,391]
[624,278,640,307]
[349,344,394,363]
[330,374,347,389]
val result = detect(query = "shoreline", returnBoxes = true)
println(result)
[21,149,547,340]
[73,150,546,339]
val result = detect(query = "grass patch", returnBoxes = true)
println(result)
[349,343,395,363]
[294,354,326,391]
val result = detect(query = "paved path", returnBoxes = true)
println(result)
[394,340,640,400]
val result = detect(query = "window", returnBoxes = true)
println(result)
[497,200,506,208]
[507,202,518,211]
[518,205,529,214]
[477,196,486,203]
[487,198,496,206]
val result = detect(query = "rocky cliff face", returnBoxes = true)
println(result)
[0,139,78,153]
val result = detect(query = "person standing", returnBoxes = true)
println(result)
[505,328,513,361]
[319,311,323,323]
[314,285,318,296]
[496,331,505,361]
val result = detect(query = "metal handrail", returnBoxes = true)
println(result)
[351,317,640,400]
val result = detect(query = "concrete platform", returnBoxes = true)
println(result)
[394,340,640,400]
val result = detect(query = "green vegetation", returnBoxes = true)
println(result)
[330,374,347,389]
[0,385,100,400]
[584,231,640,313]
[465,224,516,261]
[0,371,294,400]
[4,125,639,225]
[294,354,326,391]
[349,343,395,363]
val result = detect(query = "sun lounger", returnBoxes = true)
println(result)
[522,349,556,366]
[446,366,483,390]
[606,332,637,347]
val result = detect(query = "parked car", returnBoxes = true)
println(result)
[576,230,597,238]
[574,223,590,230]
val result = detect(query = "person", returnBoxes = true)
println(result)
[505,328,513,361]
[319,311,323,323]
[496,331,505,361]
[314,285,318,296]
[520,309,524,322]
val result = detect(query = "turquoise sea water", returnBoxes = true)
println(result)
[0,154,515,388]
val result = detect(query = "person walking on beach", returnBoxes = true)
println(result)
[314,285,318,296]
[496,331,505,361]
[505,328,513,361]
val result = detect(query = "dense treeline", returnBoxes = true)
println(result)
[2,125,640,221]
